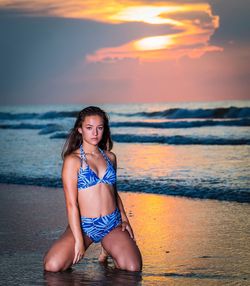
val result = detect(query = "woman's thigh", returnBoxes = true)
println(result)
[43,225,93,272]
[101,226,142,272]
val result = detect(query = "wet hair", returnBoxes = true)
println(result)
[61,106,113,159]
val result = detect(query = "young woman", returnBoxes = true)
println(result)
[43,106,142,272]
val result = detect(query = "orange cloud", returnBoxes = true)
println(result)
[85,2,223,61]
[1,1,223,61]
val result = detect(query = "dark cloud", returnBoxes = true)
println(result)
[209,0,250,44]
[0,11,173,103]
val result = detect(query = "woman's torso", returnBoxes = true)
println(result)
[76,145,117,218]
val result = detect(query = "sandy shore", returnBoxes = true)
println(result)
[0,183,249,285]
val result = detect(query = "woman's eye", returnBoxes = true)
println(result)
[98,127,104,131]
[86,127,92,130]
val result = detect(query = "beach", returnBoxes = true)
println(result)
[0,100,249,285]
[0,183,249,285]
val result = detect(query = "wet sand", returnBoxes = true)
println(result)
[0,183,249,285]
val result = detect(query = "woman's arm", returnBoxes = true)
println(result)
[116,192,129,222]
[116,192,134,239]
[62,155,84,264]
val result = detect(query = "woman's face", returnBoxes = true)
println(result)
[78,115,104,146]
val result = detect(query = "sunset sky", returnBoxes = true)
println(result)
[0,0,249,105]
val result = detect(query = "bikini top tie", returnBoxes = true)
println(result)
[77,145,116,191]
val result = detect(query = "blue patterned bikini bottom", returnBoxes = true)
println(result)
[80,208,122,243]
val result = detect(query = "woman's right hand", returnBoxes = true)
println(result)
[73,240,85,264]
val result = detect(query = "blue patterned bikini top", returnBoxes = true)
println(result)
[77,145,116,191]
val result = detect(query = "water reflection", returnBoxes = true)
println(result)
[44,262,142,286]
[115,144,250,195]
[120,193,250,284]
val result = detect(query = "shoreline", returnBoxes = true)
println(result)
[0,183,249,285]
[0,181,249,205]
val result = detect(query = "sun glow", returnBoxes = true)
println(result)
[135,35,174,51]
[110,6,184,25]
[84,2,222,61]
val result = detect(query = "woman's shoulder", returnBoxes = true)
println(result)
[104,150,117,164]
[63,150,81,168]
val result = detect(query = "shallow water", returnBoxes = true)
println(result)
[0,184,249,285]
[0,130,249,202]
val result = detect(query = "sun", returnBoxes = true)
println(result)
[110,6,184,25]
[134,35,174,51]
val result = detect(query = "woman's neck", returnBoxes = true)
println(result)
[82,142,99,155]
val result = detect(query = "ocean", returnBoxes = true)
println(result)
[0,100,249,203]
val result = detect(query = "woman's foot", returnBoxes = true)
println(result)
[98,247,109,263]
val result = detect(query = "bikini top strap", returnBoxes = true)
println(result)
[80,144,87,163]
[99,148,111,164]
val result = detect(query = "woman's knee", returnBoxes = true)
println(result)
[126,260,142,272]
[43,256,68,272]
[117,259,142,272]
[116,253,142,272]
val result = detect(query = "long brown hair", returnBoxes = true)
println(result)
[61,106,113,159]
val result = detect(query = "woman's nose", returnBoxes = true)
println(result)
[93,128,97,135]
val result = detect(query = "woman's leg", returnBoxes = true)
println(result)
[101,226,142,272]
[43,225,93,272]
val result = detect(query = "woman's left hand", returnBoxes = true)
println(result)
[121,221,135,240]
